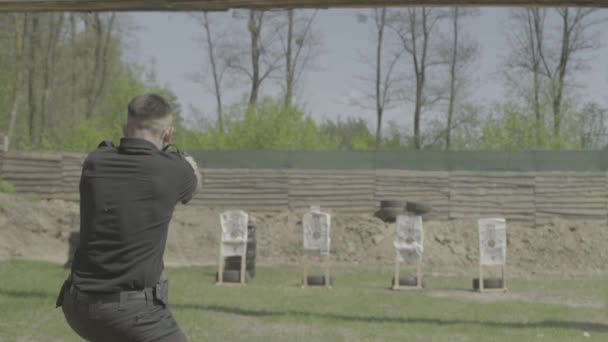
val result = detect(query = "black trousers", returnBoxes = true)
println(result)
[61,286,188,342]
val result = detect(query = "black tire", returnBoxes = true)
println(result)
[217,270,250,283]
[391,275,421,287]
[225,259,255,270]
[380,200,403,209]
[405,201,432,215]
[246,260,255,269]
[472,277,503,290]
[375,207,404,222]
[226,254,255,262]
[306,275,333,286]
[224,256,241,264]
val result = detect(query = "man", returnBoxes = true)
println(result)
[56,94,202,341]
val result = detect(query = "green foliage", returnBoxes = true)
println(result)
[180,100,340,151]
[171,102,384,152]
[476,101,602,151]
[0,178,15,194]
[319,117,375,150]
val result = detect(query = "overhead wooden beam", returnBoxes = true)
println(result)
[0,0,606,12]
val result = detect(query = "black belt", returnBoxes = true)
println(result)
[69,286,152,304]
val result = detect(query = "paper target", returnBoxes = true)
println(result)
[394,215,424,263]
[303,211,331,256]
[220,210,248,257]
[309,205,321,213]
[220,243,247,257]
[478,218,507,265]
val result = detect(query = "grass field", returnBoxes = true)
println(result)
[0,260,606,341]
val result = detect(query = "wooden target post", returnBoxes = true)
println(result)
[302,209,332,289]
[217,210,249,286]
[477,218,508,293]
[392,215,424,290]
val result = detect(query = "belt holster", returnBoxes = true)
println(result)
[154,278,169,307]
[55,275,73,308]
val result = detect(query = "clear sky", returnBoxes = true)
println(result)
[129,8,608,131]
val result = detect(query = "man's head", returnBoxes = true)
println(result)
[123,93,174,149]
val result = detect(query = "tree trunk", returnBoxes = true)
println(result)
[40,14,64,142]
[375,8,386,150]
[93,13,115,114]
[530,9,544,147]
[248,10,262,107]
[85,13,104,119]
[413,79,423,150]
[284,9,295,108]
[70,13,78,121]
[26,14,39,146]
[7,14,25,151]
[411,8,429,150]
[553,9,570,144]
[203,12,224,132]
[446,8,459,151]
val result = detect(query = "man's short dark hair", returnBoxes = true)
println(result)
[128,94,172,120]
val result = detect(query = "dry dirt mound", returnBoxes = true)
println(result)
[0,193,79,263]
[1,194,607,275]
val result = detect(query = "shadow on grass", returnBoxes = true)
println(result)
[173,302,608,333]
[2,288,606,334]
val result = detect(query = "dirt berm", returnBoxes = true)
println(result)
[1,193,606,275]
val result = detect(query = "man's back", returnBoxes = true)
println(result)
[71,138,197,293]
[58,94,198,342]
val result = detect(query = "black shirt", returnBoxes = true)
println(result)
[71,138,197,292]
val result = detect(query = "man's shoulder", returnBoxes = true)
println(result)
[83,141,118,165]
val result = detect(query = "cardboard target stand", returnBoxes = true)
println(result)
[302,208,332,288]
[217,210,249,285]
[477,218,508,293]
[392,215,424,290]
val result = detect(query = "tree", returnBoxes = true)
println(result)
[280,9,320,108]
[547,8,599,143]
[318,117,375,150]
[40,13,64,141]
[85,13,116,119]
[25,13,39,145]
[442,8,479,150]
[506,8,601,147]
[0,12,166,152]
[576,101,607,149]
[194,12,230,132]
[389,8,446,150]
[476,100,605,151]
[226,10,282,107]
[5,14,25,151]
[356,8,404,150]
[507,8,551,147]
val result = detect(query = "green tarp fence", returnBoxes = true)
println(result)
[188,150,608,171]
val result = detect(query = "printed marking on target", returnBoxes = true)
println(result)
[302,210,332,288]
[477,218,508,293]
[217,210,249,285]
[392,215,424,290]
